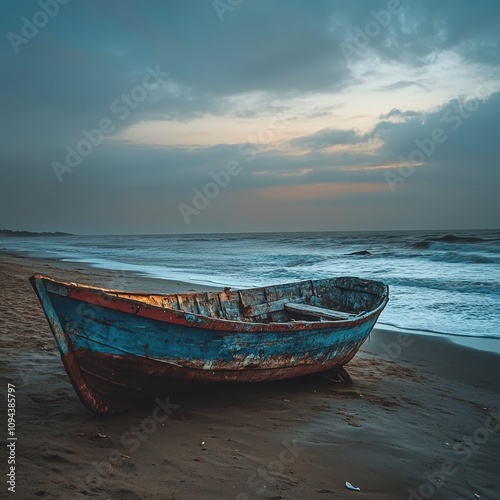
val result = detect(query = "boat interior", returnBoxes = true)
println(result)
[108,277,388,323]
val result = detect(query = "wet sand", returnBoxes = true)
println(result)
[1,252,499,499]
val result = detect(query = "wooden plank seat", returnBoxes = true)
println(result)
[241,298,304,318]
[284,302,354,320]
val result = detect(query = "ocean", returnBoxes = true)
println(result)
[2,229,499,340]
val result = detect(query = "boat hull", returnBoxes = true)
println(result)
[30,275,388,415]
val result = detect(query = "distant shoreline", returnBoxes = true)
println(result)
[0,228,498,238]
[0,229,73,237]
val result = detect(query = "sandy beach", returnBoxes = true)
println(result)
[1,252,499,500]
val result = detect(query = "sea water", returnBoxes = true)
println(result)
[2,229,499,339]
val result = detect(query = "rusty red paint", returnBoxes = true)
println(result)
[68,348,360,415]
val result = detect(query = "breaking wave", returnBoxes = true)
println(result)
[429,252,497,264]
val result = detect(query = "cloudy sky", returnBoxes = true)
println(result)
[1,0,499,234]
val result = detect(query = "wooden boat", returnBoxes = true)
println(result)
[29,274,389,415]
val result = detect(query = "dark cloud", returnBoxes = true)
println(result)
[377,81,429,92]
[371,92,500,172]
[334,0,500,67]
[379,108,422,120]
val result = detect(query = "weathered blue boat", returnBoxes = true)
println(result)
[29,275,389,415]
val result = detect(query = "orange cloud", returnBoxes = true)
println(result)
[254,182,386,201]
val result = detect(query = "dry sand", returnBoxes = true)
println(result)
[1,252,499,499]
